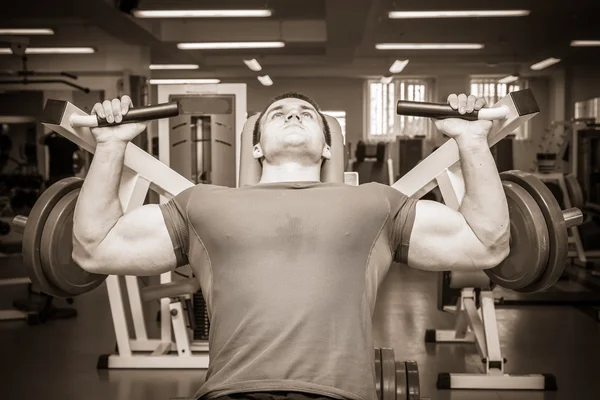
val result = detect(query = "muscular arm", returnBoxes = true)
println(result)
[72,141,178,275]
[407,139,510,271]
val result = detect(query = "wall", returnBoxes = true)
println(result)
[566,64,600,116]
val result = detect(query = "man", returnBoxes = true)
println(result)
[73,92,510,400]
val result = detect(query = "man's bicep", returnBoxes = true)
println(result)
[406,200,489,271]
[91,204,181,275]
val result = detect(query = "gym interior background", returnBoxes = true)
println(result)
[1,0,599,399]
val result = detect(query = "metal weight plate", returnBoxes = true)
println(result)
[564,174,585,210]
[484,181,550,290]
[500,170,569,293]
[40,188,107,296]
[380,348,396,400]
[395,360,407,400]
[374,348,382,399]
[21,177,84,297]
[405,361,420,400]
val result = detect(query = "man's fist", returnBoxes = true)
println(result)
[434,94,493,143]
[90,95,149,144]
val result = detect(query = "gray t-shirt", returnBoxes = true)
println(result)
[159,181,417,400]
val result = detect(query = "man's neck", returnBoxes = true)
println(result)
[259,161,321,183]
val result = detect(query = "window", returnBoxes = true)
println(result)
[367,79,431,140]
[470,77,529,140]
[322,111,346,143]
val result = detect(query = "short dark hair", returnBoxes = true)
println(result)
[252,92,331,147]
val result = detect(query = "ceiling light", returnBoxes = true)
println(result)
[498,75,519,84]
[257,75,273,86]
[0,28,54,35]
[389,59,409,73]
[388,10,530,19]
[376,43,484,50]
[178,42,284,50]
[0,48,12,54]
[530,57,561,70]
[149,64,199,70]
[133,10,272,18]
[26,47,95,54]
[243,59,262,71]
[380,76,394,84]
[149,78,221,85]
[570,40,600,47]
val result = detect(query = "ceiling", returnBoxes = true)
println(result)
[0,0,598,79]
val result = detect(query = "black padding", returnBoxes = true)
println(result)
[436,373,451,389]
[424,329,436,343]
[376,142,386,162]
[40,99,68,125]
[510,88,540,116]
[96,354,109,369]
[355,140,366,162]
[543,374,558,391]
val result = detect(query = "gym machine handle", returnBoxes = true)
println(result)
[69,102,180,128]
[396,100,509,121]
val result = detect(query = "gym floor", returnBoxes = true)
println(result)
[0,254,598,400]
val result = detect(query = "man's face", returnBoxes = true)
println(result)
[253,97,331,165]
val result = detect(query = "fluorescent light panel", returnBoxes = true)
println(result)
[380,76,394,84]
[133,10,272,18]
[178,42,284,50]
[499,75,519,84]
[376,43,483,50]
[149,64,199,70]
[389,59,409,73]
[530,57,561,70]
[243,59,262,71]
[257,75,273,86]
[389,10,530,18]
[149,79,221,85]
[0,28,54,35]
[570,40,600,47]
[0,47,94,54]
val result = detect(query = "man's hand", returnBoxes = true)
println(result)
[90,95,149,145]
[434,94,493,146]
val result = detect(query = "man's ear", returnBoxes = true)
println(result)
[253,144,264,159]
[321,144,331,160]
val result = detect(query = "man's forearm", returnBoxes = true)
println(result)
[73,142,127,258]
[456,137,510,249]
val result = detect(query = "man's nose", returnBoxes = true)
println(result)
[286,110,301,121]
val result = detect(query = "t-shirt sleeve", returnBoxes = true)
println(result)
[158,186,196,267]
[375,183,418,264]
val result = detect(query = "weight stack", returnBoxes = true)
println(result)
[193,291,210,341]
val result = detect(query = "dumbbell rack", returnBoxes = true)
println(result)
[41,101,210,369]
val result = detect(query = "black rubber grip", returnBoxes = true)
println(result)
[396,100,479,121]
[96,102,180,127]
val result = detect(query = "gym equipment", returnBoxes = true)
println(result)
[500,171,581,292]
[351,141,394,185]
[373,347,422,400]
[44,99,179,128]
[395,90,579,392]
[14,101,182,298]
[427,285,558,391]
[564,173,585,210]
[484,180,550,291]
[394,89,583,292]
